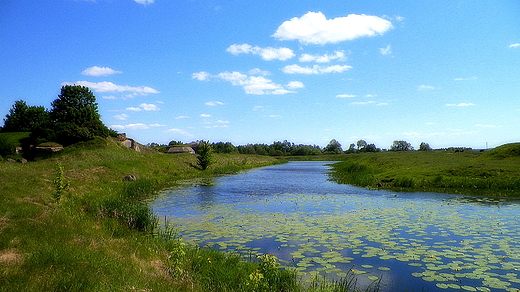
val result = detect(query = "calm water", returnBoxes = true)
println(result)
[151,161,520,291]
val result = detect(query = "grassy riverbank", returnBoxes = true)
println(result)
[329,143,520,196]
[0,137,306,291]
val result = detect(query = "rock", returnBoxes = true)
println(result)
[123,174,137,181]
[19,159,28,164]
[6,158,16,163]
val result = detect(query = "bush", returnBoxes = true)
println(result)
[0,136,16,157]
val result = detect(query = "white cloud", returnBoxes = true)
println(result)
[376,102,389,106]
[192,71,212,81]
[102,95,118,100]
[273,12,393,45]
[299,51,347,63]
[282,64,352,74]
[193,71,300,95]
[418,85,436,91]
[134,0,154,5]
[336,94,356,98]
[175,116,190,119]
[454,77,478,81]
[81,66,122,76]
[126,103,160,111]
[205,101,225,106]
[200,114,212,118]
[379,45,392,55]
[62,81,159,95]
[266,115,282,118]
[286,81,305,89]
[139,103,160,111]
[365,94,378,98]
[114,113,130,120]
[508,43,520,48]
[226,44,295,61]
[163,128,193,136]
[445,103,476,107]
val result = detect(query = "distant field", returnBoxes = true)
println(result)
[329,144,520,196]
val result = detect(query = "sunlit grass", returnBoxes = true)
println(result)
[329,148,520,196]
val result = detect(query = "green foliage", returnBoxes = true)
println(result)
[324,139,343,154]
[197,140,213,170]
[51,85,100,125]
[53,164,69,201]
[390,140,413,151]
[419,142,432,151]
[2,100,51,132]
[0,135,17,157]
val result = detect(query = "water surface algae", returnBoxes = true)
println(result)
[154,191,520,291]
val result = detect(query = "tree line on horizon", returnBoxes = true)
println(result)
[149,139,448,156]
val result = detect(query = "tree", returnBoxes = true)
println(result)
[356,140,367,151]
[2,100,50,132]
[390,140,414,151]
[196,140,213,170]
[419,142,432,151]
[324,139,343,154]
[51,85,100,125]
[48,85,114,145]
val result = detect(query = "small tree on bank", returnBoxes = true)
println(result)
[197,140,213,170]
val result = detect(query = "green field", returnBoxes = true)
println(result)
[329,144,520,196]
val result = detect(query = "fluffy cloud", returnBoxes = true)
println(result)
[126,103,160,111]
[200,114,212,118]
[81,66,122,76]
[282,64,352,74]
[273,12,393,45]
[336,94,356,98]
[445,103,476,107]
[62,81,159,95]
[508,43,520,48]
[114,113,130,120]
[192,71,301,95]
[226,44,295,61]
[299,51,347,63]
[286,81,305,89]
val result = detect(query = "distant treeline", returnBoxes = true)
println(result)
[148,139,472,156]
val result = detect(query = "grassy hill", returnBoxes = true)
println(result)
[0,137,304,291]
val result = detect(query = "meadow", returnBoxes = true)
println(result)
[329,144,520,197]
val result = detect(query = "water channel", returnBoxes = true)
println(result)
[151,161,520,291]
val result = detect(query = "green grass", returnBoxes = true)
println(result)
[0,137,373,292]
[0,131,30,146]
[329,145,520,196]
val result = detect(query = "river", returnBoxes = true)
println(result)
[151,161,520,291]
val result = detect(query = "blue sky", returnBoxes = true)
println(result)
[1,0,519,149]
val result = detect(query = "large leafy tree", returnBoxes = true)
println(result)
[2,100,50,132]
[46,85,114,145]
[51,85,100,125]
